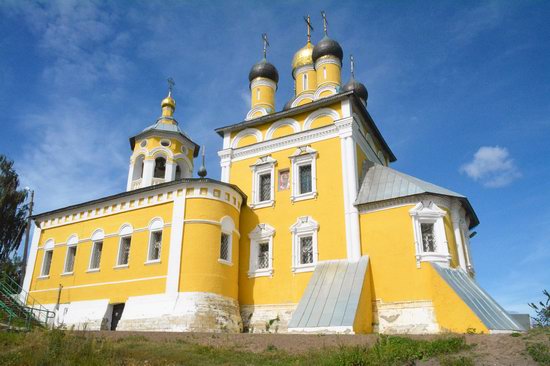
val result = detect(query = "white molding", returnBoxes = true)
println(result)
[291,92,315,108]
[290,216,319,273]
[358,194,452,214]
[289,146,318,202]
[313,85,338,100]
[409,201,450,268]
[314,56,341,69]
[21,226,41,298]
[219,216,235,264]
[29,276,167,293]
[248,224,276,278]
[303,108,340,130]
[91,229,104,242]
[246,106,269,121]
[450,199,467,271]
[265,118,301,140]
[166,194,186,294]
[292,64,315,79]
[231,128,263,149]
[250,156,276,209]
[251,78,276,89]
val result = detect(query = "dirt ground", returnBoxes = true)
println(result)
[92,330,549,365]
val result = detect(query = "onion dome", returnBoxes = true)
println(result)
[342,78,368,102]
[312,36,343,63]
[292,42,314,71]
[161,93,176,109]
[248,58,279,83]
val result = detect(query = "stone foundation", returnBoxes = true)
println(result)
[373,299,440,334]
[240,303,297,333]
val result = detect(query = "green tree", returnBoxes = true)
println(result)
[529,290,550,327]
[0,155,29,268]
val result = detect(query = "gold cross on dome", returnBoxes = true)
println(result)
[262,33,270,59]
[303,15,314,42]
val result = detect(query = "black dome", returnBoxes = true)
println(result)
[312,36,343,63]
[248,59,279,83]
[342,78,368,102]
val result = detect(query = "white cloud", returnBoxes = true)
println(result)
[460,146,521,187]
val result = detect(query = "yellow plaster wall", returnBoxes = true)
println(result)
[236,135,261,149]
[316,62,341,87]
[295,69,317,96]
[180,198,240,299]
[309,115,335,129]
[353,264,374,334]
[29,203,173,305]
[429,265,489,333]
[296,97,313,106]
[271,125,295,139]
[231,137,347,305]
[251,84,275,110]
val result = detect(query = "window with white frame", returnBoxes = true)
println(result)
[147,218,163,262]
[116,225,132,266]
[302,73,308,90]
[409,201,450,267]
[290,146,318,202]
[248,223,275,277]
[290,216,319,272]
[89,241,103,270]
[219,216,235,265]
[117,237,131,266]
[41,250,53,277]
[250,156,276,208]
[63,235,78,274]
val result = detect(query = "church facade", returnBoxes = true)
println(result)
[21,19,523,334]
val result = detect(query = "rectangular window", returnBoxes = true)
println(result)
[149,231,162,261]
[220,233,230,262]
[64,246,77,273]
[41,250,53,276]
[259,173,271,202]
[298,164,312,194]
[299,236,314,265]
[257,242,270,269]
[421,223,436,252]
[118,237,131,266]
[89,241,103,270]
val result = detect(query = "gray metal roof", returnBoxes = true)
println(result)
[432,263,524,331]
[288,256,369,330]
[355,164,479,228]
[129,119,199,157]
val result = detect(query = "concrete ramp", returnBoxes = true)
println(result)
[432,263,524,332]
[288,256,369,332]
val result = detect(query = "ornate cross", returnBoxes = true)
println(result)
[350,55,355,78]
[167,77,175,95]
[303,15,314,42]
[321,10,328,36]
[262,33,269,59]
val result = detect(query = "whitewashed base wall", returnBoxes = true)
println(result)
[240,303,297,333]
[373,300,440,334]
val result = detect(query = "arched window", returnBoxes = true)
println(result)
[302,73,308,90]
[132,155,145,180]
[175,165,182,180]
[153,157,166,178]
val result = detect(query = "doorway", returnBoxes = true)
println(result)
[110,303,125,331]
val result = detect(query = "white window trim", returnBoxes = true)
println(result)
[146,230,163,263]
[88,241,103,271]
[290,216,319,273]
[409,201,450,268]
[62,235,78,275]
[219,216,235,265]
[250,156,276,209]
[40,249,53,278]
[248,223,275,278]
[290,146,318,202]
[117,235,132,266]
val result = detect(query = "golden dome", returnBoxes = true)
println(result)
[292,41,314,70]
[161,94,176,109]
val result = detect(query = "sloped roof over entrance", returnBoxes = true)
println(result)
[355,164,479,228]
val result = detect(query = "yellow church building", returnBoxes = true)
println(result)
[21,17,524,334]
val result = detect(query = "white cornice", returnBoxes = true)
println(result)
[358,194,452,215]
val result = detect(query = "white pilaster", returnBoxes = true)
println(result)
[461,222,474,274]
[21,225,41,303]
[336,117,361,261]
[165,195,186,294]
[126,161,135,191]
[142,159,155,187]
[218,149,232,183]
[165,161,176,182]
[450,201,467,270]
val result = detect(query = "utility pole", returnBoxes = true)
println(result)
[20,188,34,285]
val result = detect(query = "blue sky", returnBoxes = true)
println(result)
[1,1,549,315]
